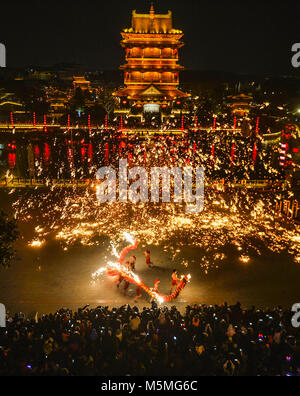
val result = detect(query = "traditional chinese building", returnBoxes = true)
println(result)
[228,93,253,117]
[114,4,189,118]
[73,76,91,91]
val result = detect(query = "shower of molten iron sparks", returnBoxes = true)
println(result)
[10,134,300,277]
[123,232,136,245]
[13,188,300,272]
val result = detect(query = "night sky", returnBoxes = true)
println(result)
[0,0,299,75]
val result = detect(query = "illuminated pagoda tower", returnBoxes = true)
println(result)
[114,3,189,119]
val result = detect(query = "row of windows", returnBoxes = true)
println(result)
[126,48,178,58]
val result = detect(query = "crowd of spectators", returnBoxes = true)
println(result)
[0,302,299,376]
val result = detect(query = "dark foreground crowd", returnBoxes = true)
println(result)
[0,302,299,376]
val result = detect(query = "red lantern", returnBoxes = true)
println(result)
[255,117,260,134]
[253,143,257,164]
[230,143,235,165]
[44,115,47,132]
[211,144,215,164]
[233,116,237,131]
[194,116,198,128]
[213,116,216,131]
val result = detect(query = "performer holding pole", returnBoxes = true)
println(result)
[117,260,129,288]
[170,270,179,294]
[134,287,142,303]
[122,260,131,295]
[150,279,161,303]
[129,255,136,272]
[154,279,160,292]
[145,249,153,268]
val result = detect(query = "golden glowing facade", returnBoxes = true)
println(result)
[73,76,91,91]
[229,94,253,117]
[114,4,189,114]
